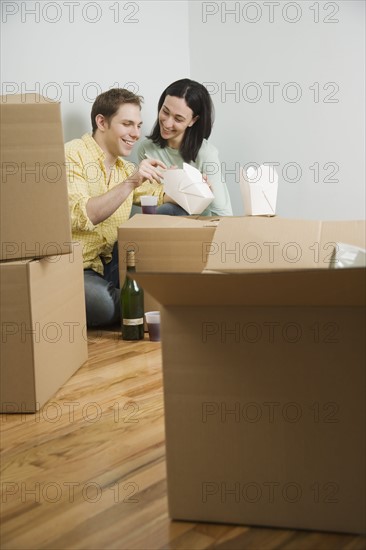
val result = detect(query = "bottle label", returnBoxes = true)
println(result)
[123,318,144,326]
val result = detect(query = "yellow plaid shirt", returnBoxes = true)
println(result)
[65,133,164,274]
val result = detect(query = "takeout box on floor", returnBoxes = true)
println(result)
[0,244,88,413]
[162,163,214,214]
[121,214,366,534]
[0,93,72,261]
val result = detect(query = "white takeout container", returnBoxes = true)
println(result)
[162,163,214,215]
[240,164,279,216]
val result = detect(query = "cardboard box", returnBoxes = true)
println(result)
[162,163,214,214]
[118,214,219,316]
[128,216,366,534]
[0,94,72,261]
[0,244,88,413]
[240,164,278,216]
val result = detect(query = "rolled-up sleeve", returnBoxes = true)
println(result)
[133,179,165,206]
[65,154,96,232]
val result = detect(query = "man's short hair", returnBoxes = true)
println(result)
[91,88,144,134]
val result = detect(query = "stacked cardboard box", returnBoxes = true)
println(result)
[118,215,366,534]
[0,94,88,412]
[118,214,220,314]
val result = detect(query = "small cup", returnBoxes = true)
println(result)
[141,195,158,215]
[145,311,161,342]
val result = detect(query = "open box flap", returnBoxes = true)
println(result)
[132,268,366,307]
[204,218,366,273]
[204,217,324,272]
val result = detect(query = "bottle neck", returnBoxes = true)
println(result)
[126,250,136,272]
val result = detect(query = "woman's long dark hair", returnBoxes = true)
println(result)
[147,79,214,163]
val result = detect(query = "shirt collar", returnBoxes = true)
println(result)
[81,133,126,169]
[82,133,105,161]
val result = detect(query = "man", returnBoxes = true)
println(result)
[65,88,167,327]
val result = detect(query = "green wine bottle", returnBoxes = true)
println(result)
[121,250,144,341]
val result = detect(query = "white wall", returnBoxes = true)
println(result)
[1,1,365,220]
[189,0,365,219]
[0,0,190,162]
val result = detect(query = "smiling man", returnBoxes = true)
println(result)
[65,88,167,327]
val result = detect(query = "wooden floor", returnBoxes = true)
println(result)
[1,329,365,550]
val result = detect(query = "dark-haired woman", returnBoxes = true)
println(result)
[137,79,233,216]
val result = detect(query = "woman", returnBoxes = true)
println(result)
[137,78,233,216]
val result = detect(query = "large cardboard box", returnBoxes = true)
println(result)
[0,94,72,261]
[127,216,366,534]
[0,244,88,412]
[118,214,219,315]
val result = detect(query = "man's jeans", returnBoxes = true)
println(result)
[156,203,188,216]
[84,243,120,327]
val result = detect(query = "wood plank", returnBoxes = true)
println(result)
[1,329,365,549]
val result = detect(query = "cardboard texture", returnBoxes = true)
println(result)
[162,163,214,214]
[203,217,366,272]
[126,216,366,534]
[0,244,88,412]
[240,164,278,216]
[118,214,219,315]
[0,93,72,261]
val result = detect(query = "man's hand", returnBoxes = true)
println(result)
[126,158,167,187]
[86,158,168,225]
